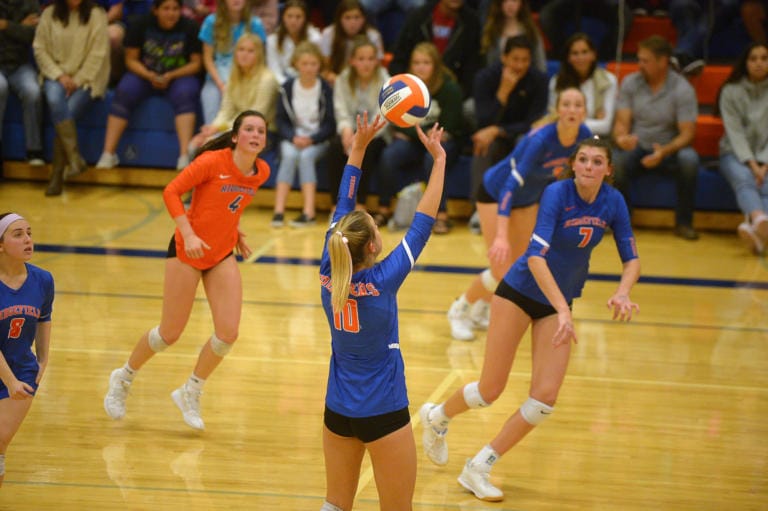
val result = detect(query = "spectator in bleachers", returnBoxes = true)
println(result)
[546,32,617,136]
[715,42,768,253]
[319,0,384,86]
[0,0,44,169]
[358,0,425,23]
[447,87,591,340]
[612,35,700,240]
[469,35,548,205]
[91,0,128,86]
[378,42,464,234]
[389,0,481,99]
[742,0,767,44]
[480,0,546,73]
[271,41,335,228]
[266,0,322,86]
[95,0,202,171]
[198,0,266,126]
[188,32,278,154]
[325,36,390,223]
[180,0,215,24]
[668,1,747,73]
[252,0,277,34]
[538,0,632,62]
[33,0,109,196]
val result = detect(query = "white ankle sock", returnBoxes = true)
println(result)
[122,363,136,380]
[470,444,500,470]
[429,403,451,431]
[186,375,205,392]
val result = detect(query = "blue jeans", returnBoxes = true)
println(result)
[378,136,460,212]
[43,79,94,125]
[200,78,222,125]
[613,145,700,226]
[277,139,329,185]
[0,63,43,151]
[719,153,768,216]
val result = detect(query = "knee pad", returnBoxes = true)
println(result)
[148,326,169,353]
[519,397,554,426]
[210,333,233,357]
[463,381,490,409]
[480,268,499,293]
[0,453,5,476]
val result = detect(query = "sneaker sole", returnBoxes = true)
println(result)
[457,475,504,502]
[104,369,127,420]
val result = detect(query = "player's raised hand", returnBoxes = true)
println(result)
[351,111,387,151]
[416,123,446,163]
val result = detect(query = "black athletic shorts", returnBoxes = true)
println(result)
[324,405,410,443]
[166,234,233,270]
[476,180,496,204]
[495,279,571,320]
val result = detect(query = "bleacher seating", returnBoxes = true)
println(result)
[1,9,746,227]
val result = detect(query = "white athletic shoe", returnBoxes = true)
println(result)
[737,222,765,254]
[448,297,475,341]
[104,368,131,420]
[95,152,119,169]
[419,403,448,466]
[469,300,490,330]
[171,385,205,430]
[458,460,504,502]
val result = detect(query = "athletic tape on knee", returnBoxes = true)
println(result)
[0,454,5,475]
[463,381,490,409]
[148,326,169,353]
[480,269,499,293]
[320,501,344,511]
[519,397,554,426]
[210,333,233,357]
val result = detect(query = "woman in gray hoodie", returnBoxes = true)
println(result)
[717,42,768,254]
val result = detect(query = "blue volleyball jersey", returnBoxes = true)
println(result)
[484,123,593,215]
[0,263,54,397]
[320,164,434,418]
[504,179,638,305]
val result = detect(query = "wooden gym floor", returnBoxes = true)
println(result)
[0,179,766,511]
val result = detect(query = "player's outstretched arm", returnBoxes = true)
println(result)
[606,259,641,321]
[346,112,387,169]
[415,123,446,218]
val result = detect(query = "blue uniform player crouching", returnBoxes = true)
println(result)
[420,137,641,502]
[318,113,446,511]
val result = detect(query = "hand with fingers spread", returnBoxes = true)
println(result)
[606,294,640,322]
[415,122,446,162]
[236,228,252,259]
[552,310,578,347]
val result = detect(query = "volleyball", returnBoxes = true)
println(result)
[378,73,431,128]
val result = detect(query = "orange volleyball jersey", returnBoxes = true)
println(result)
[163,148,271,269]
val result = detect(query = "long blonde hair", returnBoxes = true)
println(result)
[409,42,455,94]
[328,211,375,313]
[228,32,266,88]
[213,0,255,53]
[345,35,380,96]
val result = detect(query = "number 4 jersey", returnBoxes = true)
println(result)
[0,263,54,396]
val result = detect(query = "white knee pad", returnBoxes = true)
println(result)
[0,453,5,476]
[210,333,233,357]
[148,326,169,353]
[519,397,554,426]
[480,268,499,292]
[463,381,490,409]
[320,501,343,511]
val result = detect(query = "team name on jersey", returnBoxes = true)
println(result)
[564,216,607,229]
[319,274,381,297]
[0,305,41,320]
[220,184,255,195]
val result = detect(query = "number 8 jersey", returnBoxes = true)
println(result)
[0,263,54,397]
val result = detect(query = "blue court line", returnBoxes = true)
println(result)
[35,243,768,291]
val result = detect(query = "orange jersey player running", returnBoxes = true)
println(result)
[103,110,270,430]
